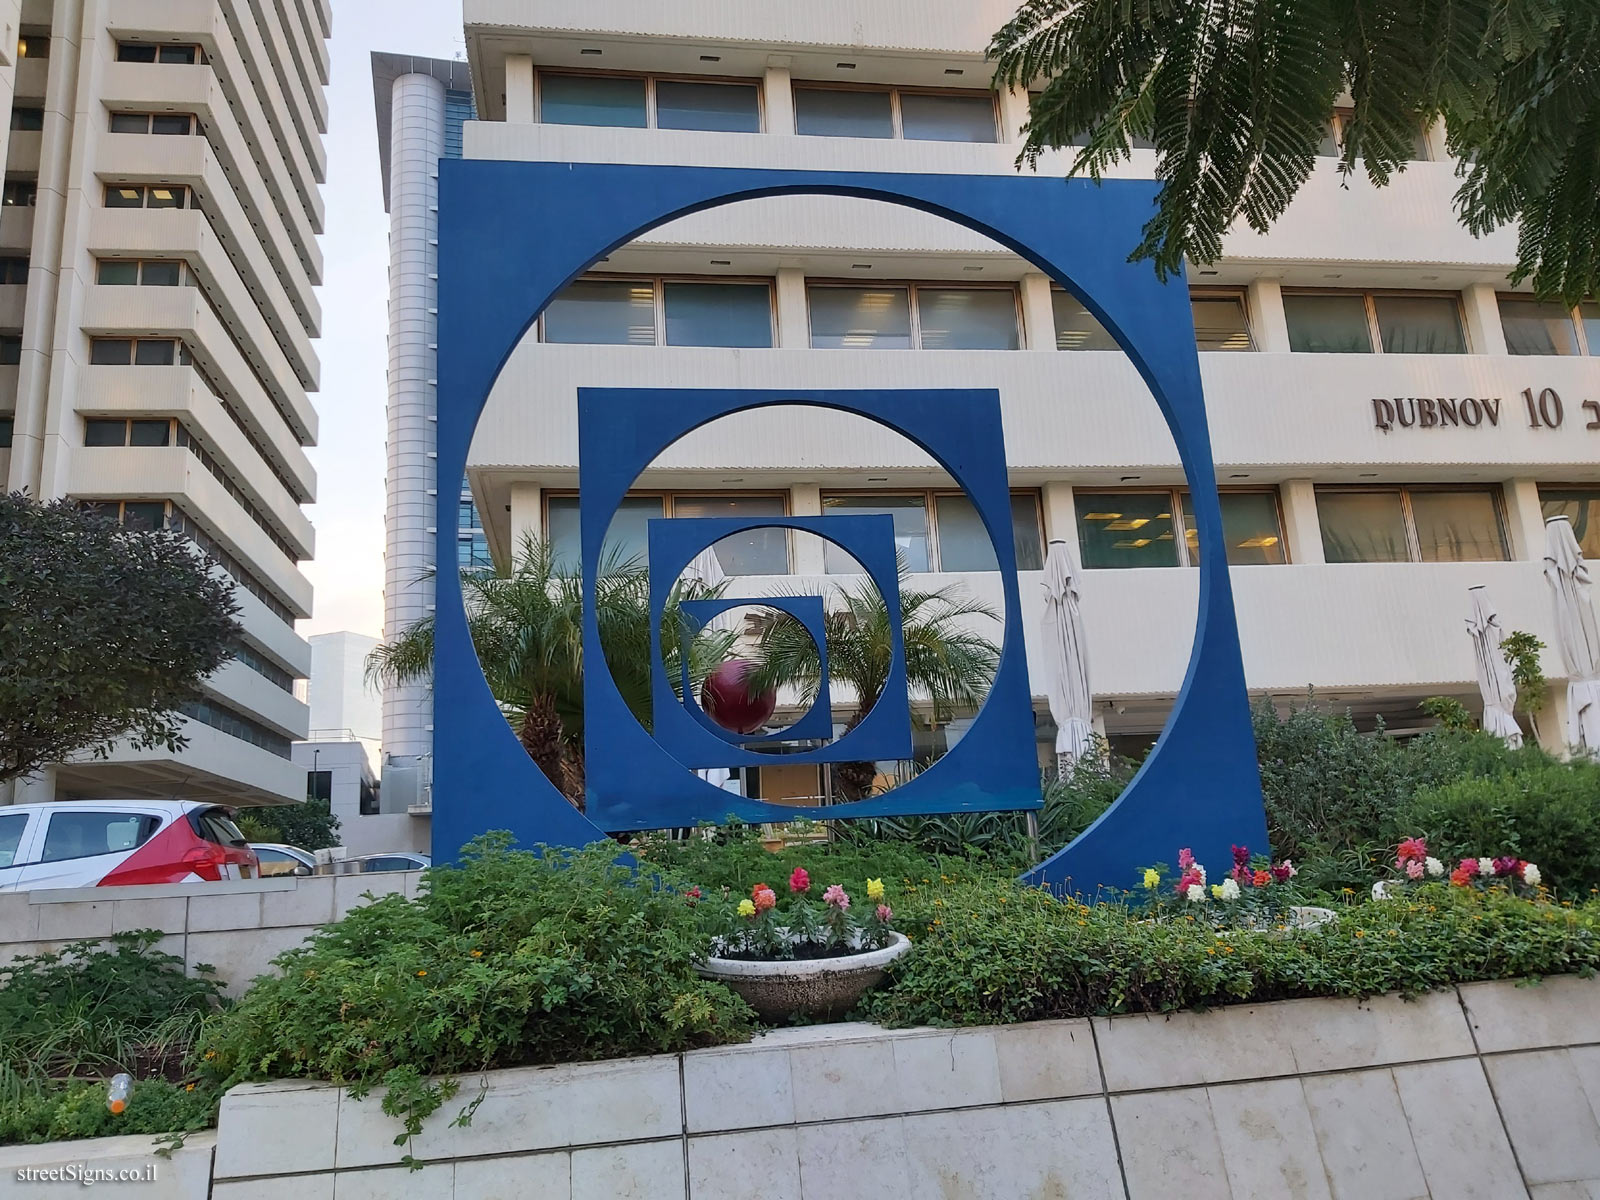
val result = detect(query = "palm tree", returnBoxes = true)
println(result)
[367,533,736,809]
[744,562,1002,799]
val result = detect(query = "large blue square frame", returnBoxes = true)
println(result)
[595,392,1034,831]
[434,159,1269,897]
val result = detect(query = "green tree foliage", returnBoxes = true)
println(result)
[367,535,735,808]
[235,798,342,852]
[991,0,1600,305]
[745,561,1001,798]
[0,493,240,782]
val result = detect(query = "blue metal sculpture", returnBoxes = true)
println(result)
[434,160,1268,896]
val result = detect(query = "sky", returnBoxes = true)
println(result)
[301,0,465,639]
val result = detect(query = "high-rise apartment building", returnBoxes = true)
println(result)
[2,0,330,806]
[424,4,1599,801]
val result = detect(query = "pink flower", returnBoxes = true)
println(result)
[1177,847,1195,870]
[789,866,810,894]
[1232,845,1251,870]
[1492,856,1519,877]
[1174,867,1202,896]
[875,904,892,922]
[1405,860,1425,881]
[752,885,777,914]
[1396,837,1428,866]
[1450,862,1476,887]
[1270,862,1292,884]
[822,884,850,911]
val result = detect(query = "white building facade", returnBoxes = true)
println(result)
[2,0,329,807]
[431,3,1599,801]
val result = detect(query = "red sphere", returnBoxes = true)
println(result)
[700,659,777,735]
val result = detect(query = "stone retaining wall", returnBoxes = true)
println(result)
[8,976,1599,1198]
[195,976,1600,1199]
[0,871,423,996]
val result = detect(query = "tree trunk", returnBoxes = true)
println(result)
[518,694,581,811]
[832,696,879,801]
[561,740,587,812]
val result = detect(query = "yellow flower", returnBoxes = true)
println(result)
[866,878,885,902]
[737,898,756,918]
[470,949,483,957]
[1143,868,1161,890]
[416,969,427,977]
[1211,884,1225,900]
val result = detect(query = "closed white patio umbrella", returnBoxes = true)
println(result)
[1466,586,1522,748]
[1544,516,1600,752]
[1040,539,1094,778]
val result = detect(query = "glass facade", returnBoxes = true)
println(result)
[1079,491,1286,568]
[1539,486,1600,560]
[1318,487,1508,563]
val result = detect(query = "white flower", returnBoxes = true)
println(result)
[1425,857,1444,877]
[1522,863,1541,887]
[1219,878,1241,901]
[1477,857,1496,877]
[1185,884,1206,903]
[1195,864,1207,885]
[1372,881,1394,901]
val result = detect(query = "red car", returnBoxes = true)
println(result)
[0,800,259,891]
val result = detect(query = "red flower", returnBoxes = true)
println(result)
[789,866,811,895]
[684,886,702,904]
[1232,845,1251,870]
[751,882,770,899]
[1252,869,1271,888]
[752,885,777,914]
[1270,863,1292,884]
[1397,837,1428,865]
[1449,864,1476,887]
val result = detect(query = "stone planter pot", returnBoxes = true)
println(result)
[697,933,912,1021]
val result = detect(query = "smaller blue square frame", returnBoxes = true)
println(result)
[649,514,909,769]
[676,595,836,747]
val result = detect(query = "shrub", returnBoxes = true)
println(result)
[199,835,755,1139]
[861,875,1600,1028]
[0,933,225,1143]
[234,797,341,851]
[1395,762,1600,896]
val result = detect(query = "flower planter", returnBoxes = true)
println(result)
[697,932,911,1021]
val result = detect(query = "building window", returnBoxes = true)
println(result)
[793,86,998,143]
[0,256,28,283]
[1317,112,1432,160]
[2,179,36,207]
[108,112,198,135]
[1077,490,1286,568]
[88,337,191,366]
[546,492,791,576]
[821,491,1045,573]
[306,769,332,801]
[1540,486,1600,560]
[540,276,774,348]
[232,640,295,692]
[116,42,204,65]
[84,417,174,447]
[180,698,291,758]
[457,530,490,569]
[1284,291,1467,354]
[9,106,42,131]
[0,335,19,364]
[458,498,478,530]
[96,258,187,286]
[359,777,379,816]
[1317,486,1508,563]
[17,34,48,59]
[808,284,1020,350]
[0,416,11,447]
[103,184,192,209]
[1053,287,1252,352]
[537,71,761,133]
[1498,296,1598,356]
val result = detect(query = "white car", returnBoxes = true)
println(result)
[249,843,317,877]
[0,800,259,892]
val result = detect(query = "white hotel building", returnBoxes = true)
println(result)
[389,4,1598,803]
[1,0,329,807]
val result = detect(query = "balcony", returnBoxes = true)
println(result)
[464,123,1522,272]
[53,720,305,805]
[471,343,1600,480]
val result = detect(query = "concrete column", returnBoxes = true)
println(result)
[774,267,809,347]
[509,482,542,550]
[1461,283,1507,355]
[1536,687,1568,756]
[1501,478,1547,562]
[1279,479,1325,564]
[1019,272,1055,351]
[382,71,447,761]
[504,54,534,123]
[763,62,794,134]
[1246,279,1291,352]
[1041,481,1077,545]
[997,87,1030,143]
[790,483,825,574]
